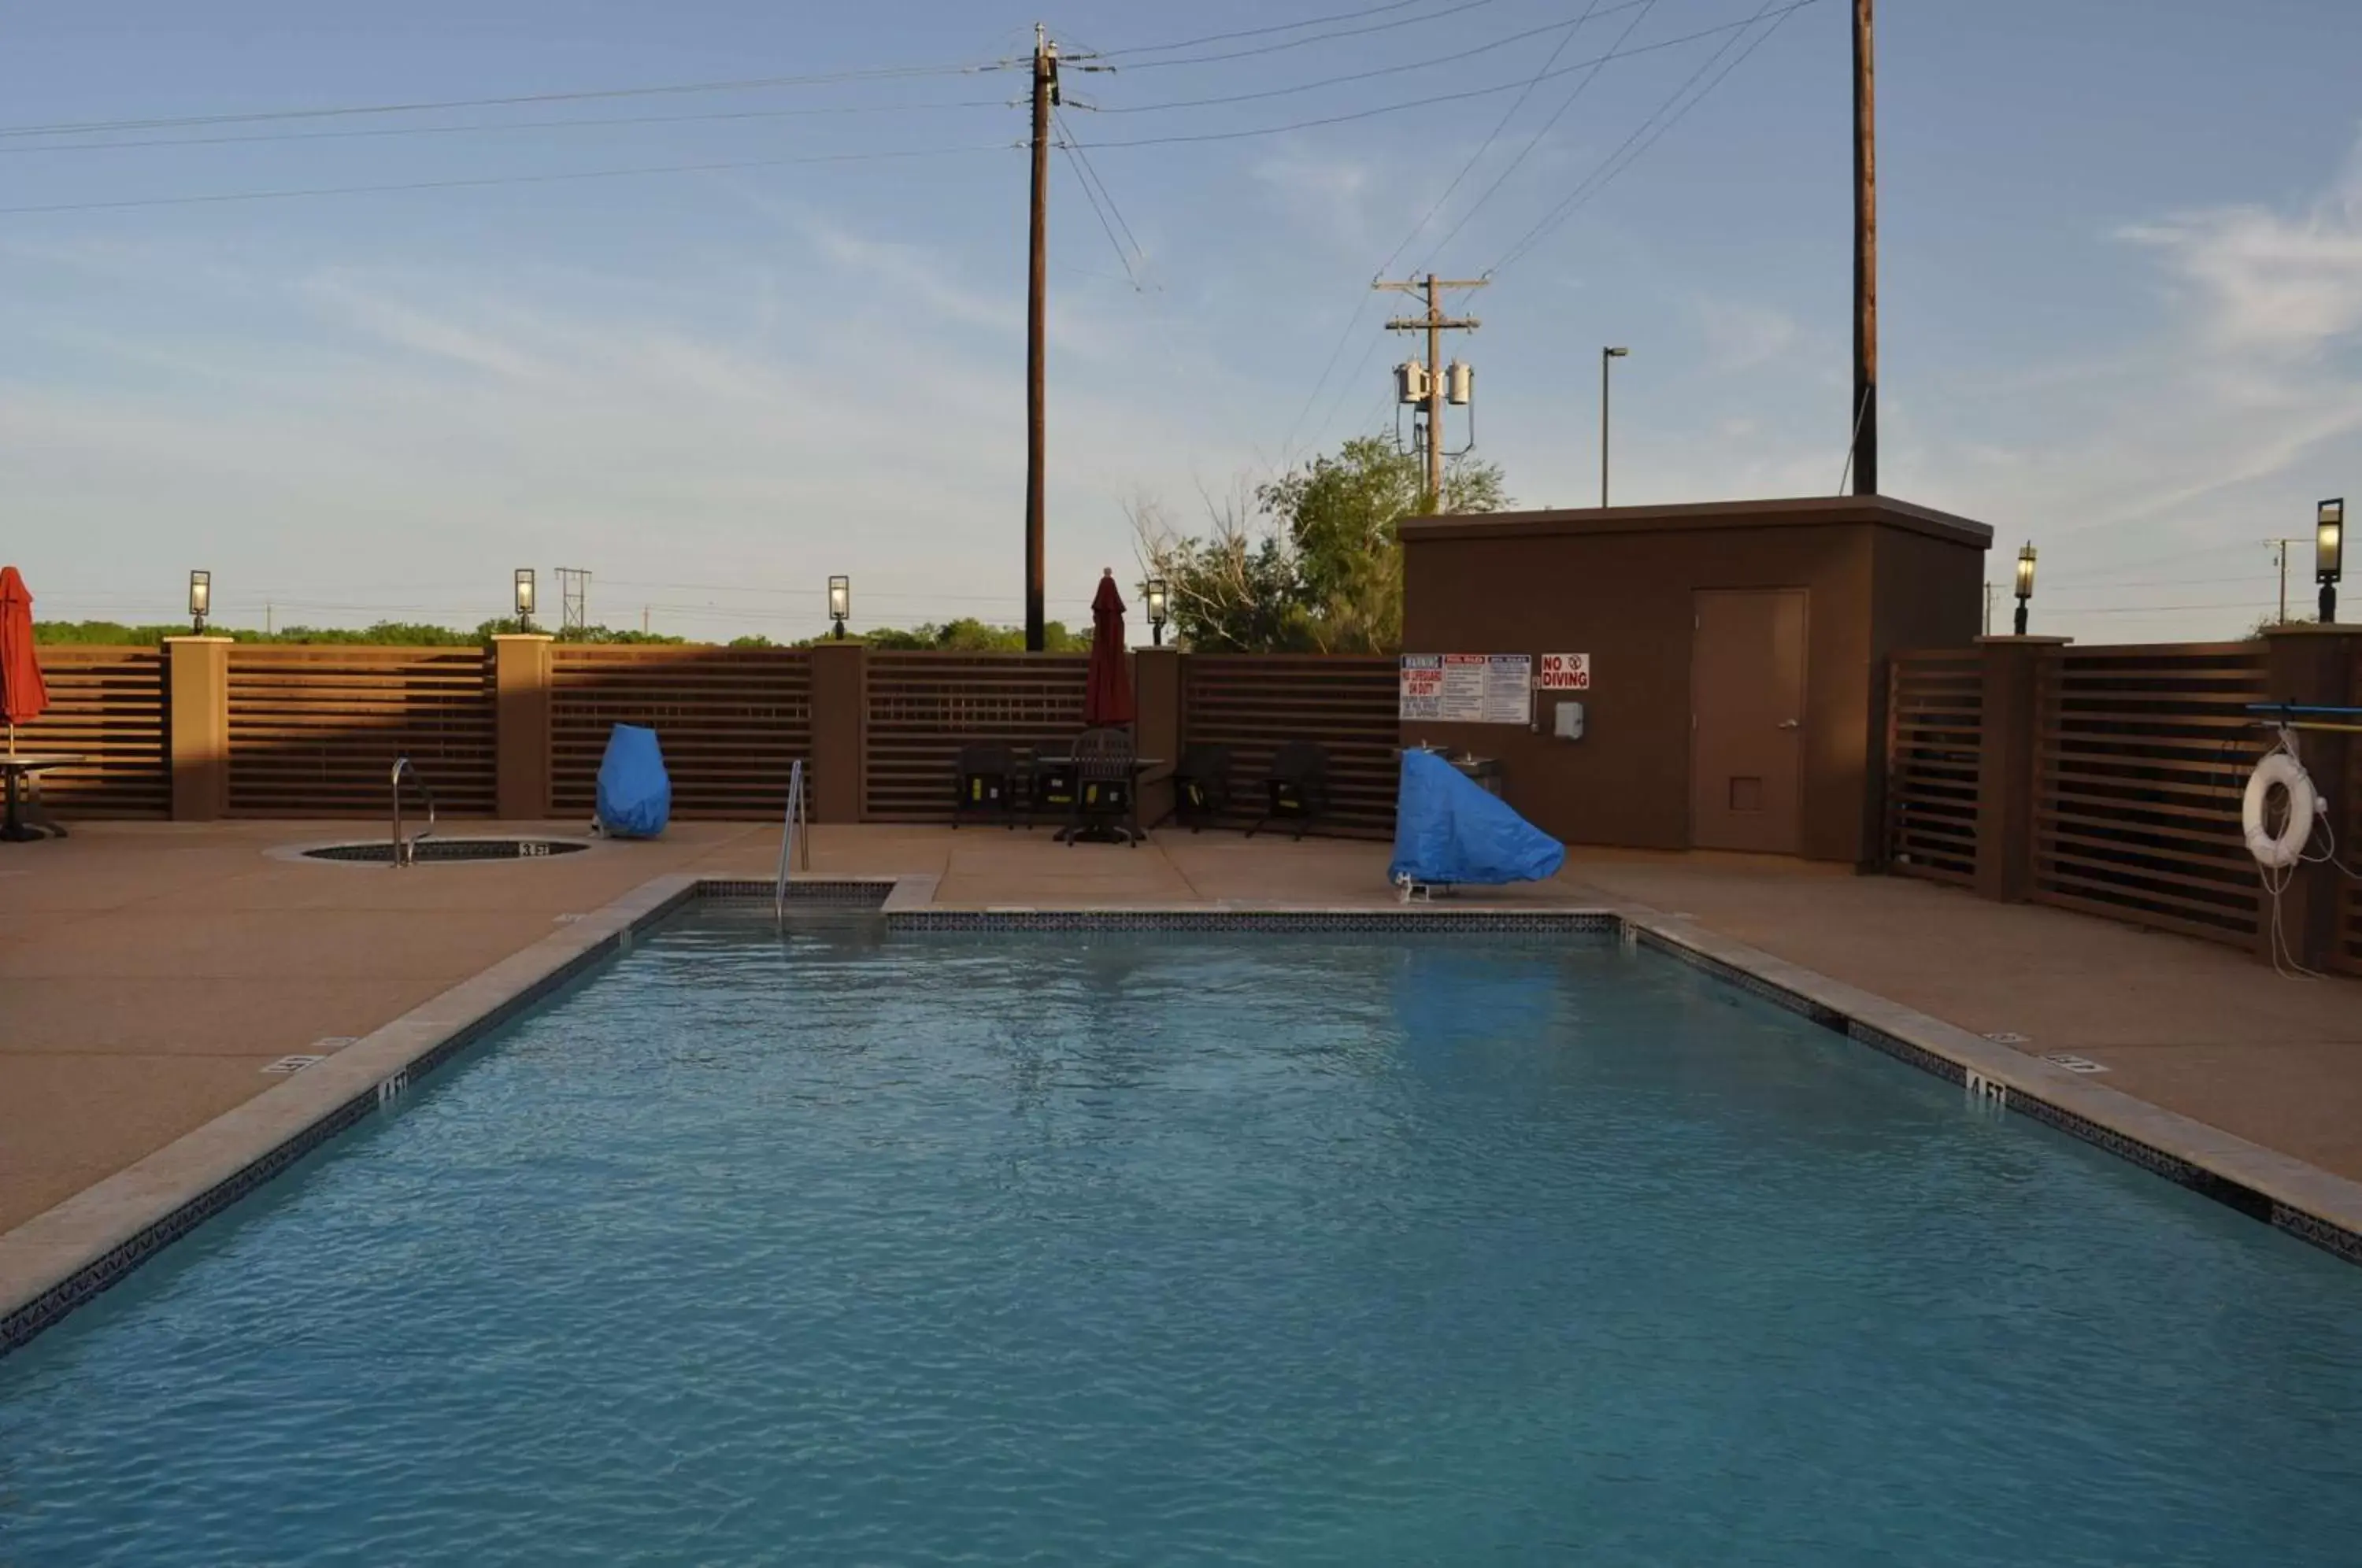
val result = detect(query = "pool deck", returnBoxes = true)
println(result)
[3,819,2360,1244]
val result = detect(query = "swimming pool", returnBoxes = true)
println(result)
[3,909,2359,1563]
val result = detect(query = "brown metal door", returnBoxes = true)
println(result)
[1690,589,1807,853]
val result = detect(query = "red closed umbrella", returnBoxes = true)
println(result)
[0,566,48,755]
[1083,568,1135,727]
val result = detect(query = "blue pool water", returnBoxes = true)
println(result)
[3,913,2360,1564]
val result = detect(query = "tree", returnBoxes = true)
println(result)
[1133,436,1506,653]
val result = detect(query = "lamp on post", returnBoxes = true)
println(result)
[1600,346,1629,508]
[188,571,211,634]
[2012,543,2037,636]
[1143,579,1169,647]
[513,568,536,632]
[827,575,850,641]
[2319,498,2344,623]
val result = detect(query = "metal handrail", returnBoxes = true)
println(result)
[774,757,809,924]
[391,756,435,868]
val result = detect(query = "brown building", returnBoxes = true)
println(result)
[1399,496,1991,865]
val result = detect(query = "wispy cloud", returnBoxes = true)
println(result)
[1690,297,1802,375]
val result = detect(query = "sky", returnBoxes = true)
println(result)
[2,0,2358,644]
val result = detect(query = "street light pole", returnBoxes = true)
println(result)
[1600,346,1628,507]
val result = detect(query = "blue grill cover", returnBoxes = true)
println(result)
[595,723,672,838]
[1388,749,1564,886]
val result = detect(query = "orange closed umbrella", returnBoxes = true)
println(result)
[0,566,47,755]
[1083,569,1135,727]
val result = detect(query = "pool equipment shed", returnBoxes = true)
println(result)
[1400,496,1991,865]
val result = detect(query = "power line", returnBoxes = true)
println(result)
[1055,116,1142,289]
[0,97,1015,156]
[0,60,1020,142]
[1088,2,1651,114]
[1373,0,1611,278]
[1417,0,1662,270]
[1098,0,1431,59]
[0,141,1015,216]
[1054,113,1148,279]
[1067,7,1814,150]
[1104,0,1506,70]
[1488,0,1811,276]
[1279,295,1380,464]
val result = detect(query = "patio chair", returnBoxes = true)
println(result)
[953,742,1020,830]
[1248,739,1331,841]
[1166,743,1235,831]
[1068,726,1142,846]
[1024,738,1077,827]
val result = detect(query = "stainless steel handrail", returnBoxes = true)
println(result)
[773,757,809,924]
[391,756,436,867]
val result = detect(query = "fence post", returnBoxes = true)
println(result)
[1972,634,2068,902]
[2259,625,2360,971]
[808,642,866,823]
[165,636,233,822]
[1135,648,1182,827]
[491,634,554,821]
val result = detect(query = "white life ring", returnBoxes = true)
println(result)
[2243,751,2316,869]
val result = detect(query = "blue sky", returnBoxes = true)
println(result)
[3,0,2358,642]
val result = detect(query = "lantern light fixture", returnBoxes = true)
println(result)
[2318,498,2343,622]
[188,571,211,634]
[827,575,850,640]
[2012,543,2037,636]
[514,568,536,630]
[1143,579,1169,646]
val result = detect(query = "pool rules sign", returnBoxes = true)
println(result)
[1400,653,1533,723]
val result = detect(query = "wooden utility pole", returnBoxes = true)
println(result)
[2267,538,2307,623]
[1375,273,1484,505]
[1849,0,1878,496]
[1024,24,1058,652]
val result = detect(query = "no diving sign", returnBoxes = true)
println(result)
[1537,653,1590,690]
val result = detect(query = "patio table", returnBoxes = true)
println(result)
[0,753,81,841]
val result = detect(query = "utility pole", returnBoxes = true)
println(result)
[1375,273,1484,505]
[1849,0,1878,496]
[1983,581,1994,637]
[2264,537,2315,625]
[1024,23,1059,652]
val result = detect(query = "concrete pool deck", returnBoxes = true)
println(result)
[3,818,2360,1248]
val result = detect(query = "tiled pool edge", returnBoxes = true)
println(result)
[1627,915,2362,1269]
[8,879,2360,1361]
[0,873,708,1357]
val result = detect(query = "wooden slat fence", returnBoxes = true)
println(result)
[2345,640,2362,977]
[1183,655,1399,837]
[12,647,169,817]
[2033,642,2267,945]
[862,653,1089,820]
[1884,649,1982,886]
[552,647,811,819]
[227,647,495,817]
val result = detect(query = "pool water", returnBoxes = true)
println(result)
[4,913,2359,1564]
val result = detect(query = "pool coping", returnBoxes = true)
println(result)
[6,875,2361,1359]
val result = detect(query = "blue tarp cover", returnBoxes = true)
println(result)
[1388,749,1564,886]
[596,723,672,838]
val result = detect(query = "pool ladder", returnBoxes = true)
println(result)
[774,758,810,924]
[391,756,435,868]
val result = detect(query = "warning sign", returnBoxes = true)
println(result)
[1400,653,1532,723]
[1537,653,1591,690]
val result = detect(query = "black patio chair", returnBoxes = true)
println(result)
[1024,738,1077,827]
[1166,743,1235,831]
[1067,726,1142,846]
[1248,740,1330,841]
[953,742,1019,829]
